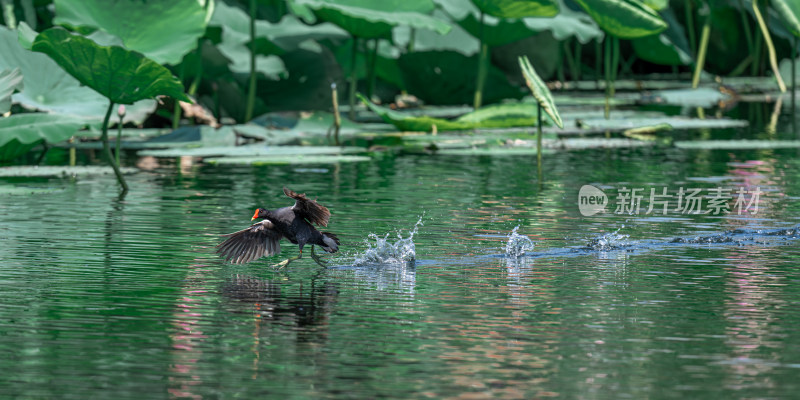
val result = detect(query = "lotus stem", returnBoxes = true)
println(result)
[116,105,125,166]
[348,36,358,120]
[188,43,203,97]
[69,137,75,167]
[20,0,34,29]
[172,61,184,129]
[793,36,796,110]
[366,38,378,99]
[0,0,16,29]
[730,54,754,77]
[604,36,619,118]
[686,0,696,58]
[738,0,754,55]
[752,23,762,76]
[752,0,786,92]
[604,36,610,119]
[562,41,578,81]
[101,101,128,192]
[595,38,602,88]
[244,0,257,121]
[473,11,487,109]
[692,16,710,89]
[574,40,582,81]
[537,103,543,175]
[611,37,619,86]
[331,83,341,146]
[407,28,416,53]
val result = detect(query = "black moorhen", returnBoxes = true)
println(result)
[216,187,340,268]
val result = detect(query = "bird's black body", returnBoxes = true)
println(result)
[217,188,340,265]
[259,207,331,251]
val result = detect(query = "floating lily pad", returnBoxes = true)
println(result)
[435,147,556,156]
[0,185,65,195]
[359,93,541,132]
[576,116,748,131]
[205,154,372,165]
[674,140,800,150]
[139,144,366,158]
[638,87,731,108]
[0,165,139,177]
[549,138,655,149]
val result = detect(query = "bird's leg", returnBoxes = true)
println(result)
[273,250,302,269]
[310,245,328,268]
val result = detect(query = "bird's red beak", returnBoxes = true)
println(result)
[251,209,259,221]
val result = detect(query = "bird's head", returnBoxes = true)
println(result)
[251,208,269,221]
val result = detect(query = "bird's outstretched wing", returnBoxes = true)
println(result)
[283,187,331,227]
[216,220,282,264]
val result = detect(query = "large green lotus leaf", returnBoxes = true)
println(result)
[0,113,85,153]
[393,10,480,55]
[435,0,479,20]
[256,14,348,52]
[398,50,523,105]
[458,12,534,46]
[210,1,287,78]
[641,0,667,10]
[518,56,563,128]
[53,0,213,65]
[1,25,155,122]
[572,0,667,39]
[774,0,800,37]
[631,9,691,66]
[359,93,543,131]
[294,0,451,38]
[31,28,191,105]
[522,0,603,44]
[470,0,558,18]
[0,68,23,114]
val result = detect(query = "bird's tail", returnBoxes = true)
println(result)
[320,232,340,253]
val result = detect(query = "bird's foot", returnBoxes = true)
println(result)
[272,259,292,269]
[272,252,302,270]
[310,246,328,268]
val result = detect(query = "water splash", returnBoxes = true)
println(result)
[505,226,535,258]
[585,226,631,251]
[352,217,422,265]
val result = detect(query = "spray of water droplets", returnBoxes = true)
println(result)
[585,226,631,251]
[352,217,423,266]
[505,226,535,258]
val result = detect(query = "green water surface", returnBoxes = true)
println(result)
[2,121,800,399]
